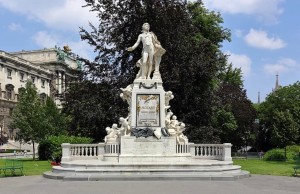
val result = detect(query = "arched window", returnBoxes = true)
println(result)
[5,84,14,100]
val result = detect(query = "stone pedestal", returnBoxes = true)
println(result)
[131,79,165,129]
[119,136,191,163]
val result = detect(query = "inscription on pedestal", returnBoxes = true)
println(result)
[136,94,160,127]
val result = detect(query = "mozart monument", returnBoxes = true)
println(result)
[44,23,249,181]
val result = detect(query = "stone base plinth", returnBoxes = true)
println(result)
[120,136,177,155]
[119,136,191,163]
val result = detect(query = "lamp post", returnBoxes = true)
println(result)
[0,116,3,146]
[0,123,2,146]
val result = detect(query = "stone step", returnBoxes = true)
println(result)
[43,170,250,181]
[53,166,241,173]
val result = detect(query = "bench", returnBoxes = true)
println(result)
[293,166,300,176]
[0,159,23,176]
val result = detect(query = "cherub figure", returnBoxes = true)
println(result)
[104,124,119,143]
[119,117,131,136]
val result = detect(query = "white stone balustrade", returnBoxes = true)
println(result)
[189,143,232,161]
[62,142,232,162]
[61,143,105,162]
[176,144,189,154]
[104,143,120,154]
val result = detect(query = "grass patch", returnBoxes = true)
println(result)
[234,159,300,177]
[1,158,299,177]
[0,159,52,177]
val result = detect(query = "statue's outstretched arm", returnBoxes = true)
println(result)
[127,34,142,51]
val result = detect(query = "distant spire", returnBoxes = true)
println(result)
[258,91,260,104]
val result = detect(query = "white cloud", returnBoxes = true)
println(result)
[33,31,61,48]
[264,58,300,74]
[32,31,94,60]
[8,23,23,31]
[226,52,252,77]
[202,0,284,23]
[244,29,286,50]
[0,0,98,32]
[278,58,298,67]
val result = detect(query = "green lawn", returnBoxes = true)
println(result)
[1,158,299,177]
[0,159,52,177]
[234,159,300,177]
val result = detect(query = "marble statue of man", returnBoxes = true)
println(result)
[127,23,166,79]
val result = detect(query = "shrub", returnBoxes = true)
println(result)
[263,148,295,161]
[38,135,93,161]
[286,145,300,153]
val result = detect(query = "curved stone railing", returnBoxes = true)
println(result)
[61,143,105,162]
[189,143,232,161]
[61,142,232,162]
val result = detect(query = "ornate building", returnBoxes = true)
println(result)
[0,47,80,142]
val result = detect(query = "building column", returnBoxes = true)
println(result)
[61,71,65,92]
[57,71,62,94]
[55,71,59,93]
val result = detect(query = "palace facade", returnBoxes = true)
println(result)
[0,47,80,142]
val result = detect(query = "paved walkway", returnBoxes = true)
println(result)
[0,175,299,194]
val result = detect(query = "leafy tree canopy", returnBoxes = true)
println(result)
[258,81,300,148]
[11,82,69,159]
[64,0,232,142]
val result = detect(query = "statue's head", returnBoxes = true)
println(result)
[172,115,177,120]
[105,127,111,133]
[142,23,150,31]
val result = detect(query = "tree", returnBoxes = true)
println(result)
[44,96,69,136]
[64,0,230,143]
[11,82,69,160]
[64,0,231,142]
[214,64,257,150]
[271,110,299,159]
[11,82,46,160]
[258,81,300,150]
[63,80,127,141]
[212,104,237,143]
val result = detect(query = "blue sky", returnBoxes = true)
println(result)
[0,0,299,103]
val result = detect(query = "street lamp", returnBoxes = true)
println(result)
[0,125,2,145]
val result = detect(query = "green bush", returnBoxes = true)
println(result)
[263,148,295,161]
[286,145,300,153]
[38,135,93,161]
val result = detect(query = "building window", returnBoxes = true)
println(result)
[7,68,12,78]
[5,84,14,100]
[9,108,13,116]
[31,76,35,83]
[41,79,45,88]
[20,72,24,81]
[7,90,12,99]
[40,93,46,102]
